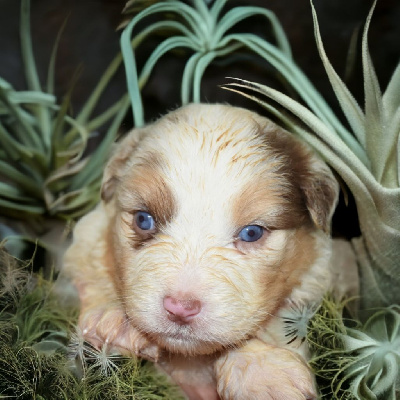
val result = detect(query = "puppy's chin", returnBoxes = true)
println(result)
[152,331,226,356]
[132,312,247,356]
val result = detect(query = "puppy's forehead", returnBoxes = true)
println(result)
[119,104,306,231]
[143,105,279,187]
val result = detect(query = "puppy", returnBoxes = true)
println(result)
[64,104,339,400]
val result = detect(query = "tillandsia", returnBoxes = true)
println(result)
[120,0,292,126]
[222,0,400,311]
[0,0,130,241]
[308,297,400,400]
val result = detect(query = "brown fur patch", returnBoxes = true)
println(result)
[232,179,308,232]
[116,153,177,248]
[255,227,319,320]
[258,124,338,233]
[231,126,312,232]
[101,127,148,202]
[271,228,317,296]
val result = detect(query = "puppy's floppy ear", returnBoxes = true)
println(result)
[101,128,147,202]
[262,121,339,234]
[300,155,339,234]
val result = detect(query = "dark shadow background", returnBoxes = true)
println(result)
[0,0,399,239]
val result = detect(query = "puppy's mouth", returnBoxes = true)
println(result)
[148,318,227,355]
[130,296,256,355]
[156,330,224,356]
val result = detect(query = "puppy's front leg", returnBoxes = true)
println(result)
[215,339,316,400]
[78,298,159,361]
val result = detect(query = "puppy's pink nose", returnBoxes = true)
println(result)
[163,296,202,323]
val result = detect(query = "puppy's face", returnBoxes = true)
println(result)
[102,104,337,356]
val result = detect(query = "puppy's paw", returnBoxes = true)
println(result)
[79,307,159,361]
[215,339,317,400]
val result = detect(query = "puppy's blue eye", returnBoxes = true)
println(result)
[238,225,264,242]
[135,211,155,231]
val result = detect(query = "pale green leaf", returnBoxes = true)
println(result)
[20,0,41,92]
[361,0,387,185]
[134,20,200,47]
[0,119,34,160]
[210,0,229,21]
[310,1,366,147]
[139,36,197,86]
[46,17,68,95]
[383,63,400,117]
[122,0,160,14]
[181,53,203,104]
[398,132,400,187]
[73,53,123,129]
[20,0,51,151]
[352,374,377,400]
[44,159,88,189]
[58,113,89,154]
[222,33,362,154]
[0,197,44,214]
[380,64,400,187]
[8,91,56,107]
[223,79,371,174]
[192,0,210,27]
[368,353,398,396]
[120,1,205,126]
[69,95,129,191]
[121,22,144,127]
[131,20,201,106]
[84,94,129,135]
[0,84,43,150]
[192,52,216,103]
[342,332,377,350]
[191,43,242,103]
[0,161,43,197]
[48,186,99,216]
[0,182,37,203]
[214,6,291,57]
[51,70,81,154]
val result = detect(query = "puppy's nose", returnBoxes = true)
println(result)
[163,296,202,323]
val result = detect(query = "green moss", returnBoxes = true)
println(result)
[307,295,357,399]
[0,249,184,400]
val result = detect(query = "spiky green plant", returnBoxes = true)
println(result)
[120,0,292,126]
[0,0,130,230]
[223,0,400,311]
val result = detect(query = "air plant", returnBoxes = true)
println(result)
[0,0,130,244]
[308,296,400,399]
[120,0,293,127]
[281,301,319,345]
[222,0,400,311]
